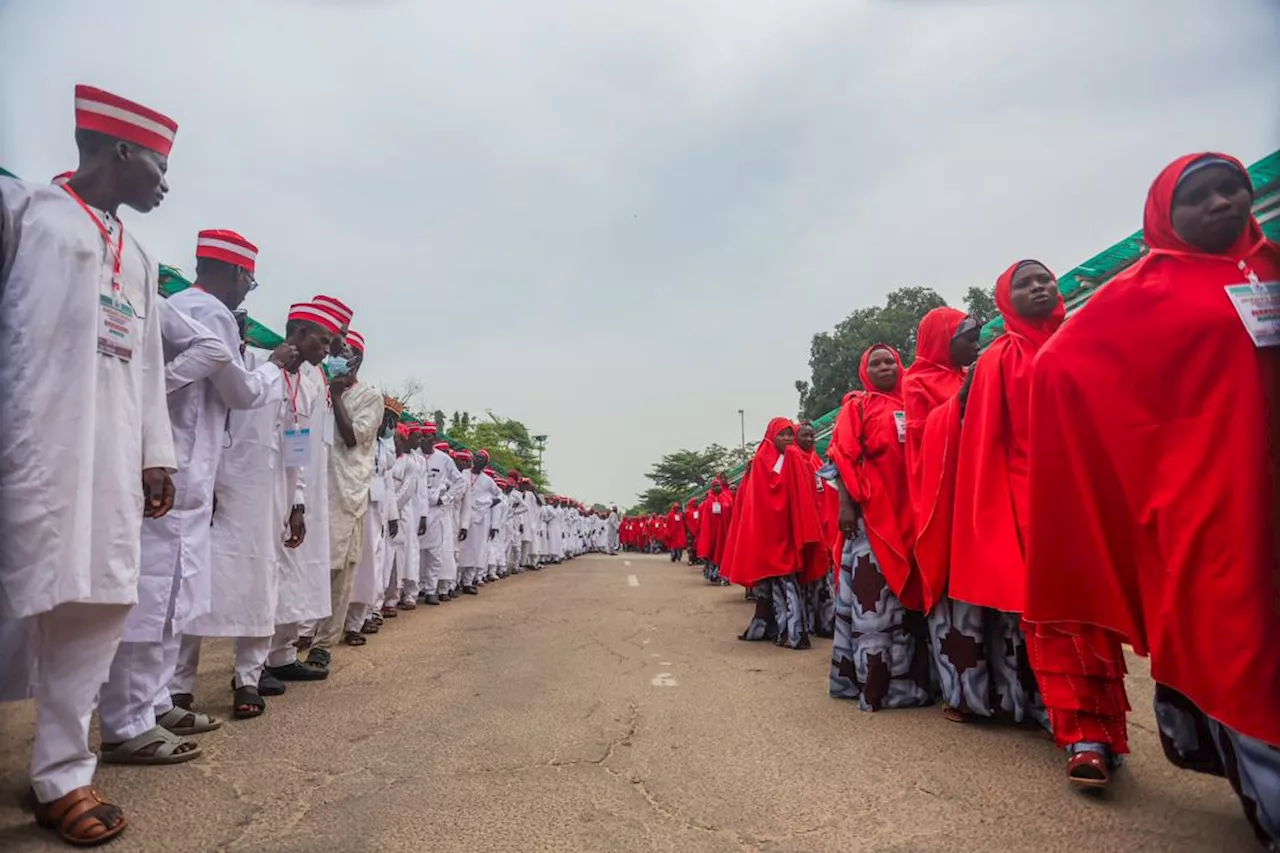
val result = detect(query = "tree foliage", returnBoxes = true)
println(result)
[795,286,947,420]
[631,443,740,515]
[964,285,997,327]
[446,410,549,491]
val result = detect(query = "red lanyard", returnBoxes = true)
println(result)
[282,372,302,418]
[61,184,124,298]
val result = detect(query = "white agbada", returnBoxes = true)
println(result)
[458,470,501,568]
[351,433,396,608]
[291,362,333,621]
[0,179,176,620]
[390,451,420,587]
[128,288,281,642]
[188,348,301,637]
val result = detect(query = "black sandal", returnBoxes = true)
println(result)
[343,631,367,646]
[232,685,266,720]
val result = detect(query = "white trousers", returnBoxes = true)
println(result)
[170,633,273,692]
[345,601,367,633]
[28,602,131,802]
[266,622,301,668]
[420,542,443,590]
[98,628,182,743]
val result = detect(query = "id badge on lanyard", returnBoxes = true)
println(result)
[893,411,907,443]
[281,373,308,467]
[1225,270,1280,348]
[62,185,135,361]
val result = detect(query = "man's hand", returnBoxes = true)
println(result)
[459,528,469,542]
[418,517,427,536]
[388,519,399,539]
[284,507,307,548]
[489,528,498,540]
[142,468,174,518]
[268,342,299,368]
[329,372,355,395]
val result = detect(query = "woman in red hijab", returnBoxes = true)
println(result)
[696,478,733,584]
[663,503,685,562]
[795,421,836,638]
[943,260,1068,736]
[901,307,990,723]
[825,345,932,710]
[684,497,701,565]
[1027,154,1280,840]
[720,417,827,649]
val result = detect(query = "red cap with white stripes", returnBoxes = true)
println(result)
[196,229,258,273]
[312,295,352,328]
[74,85,178,157]
[287,301,343,335]
[345,329,364,353]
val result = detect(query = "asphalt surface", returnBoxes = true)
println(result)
[0,553,1258,852]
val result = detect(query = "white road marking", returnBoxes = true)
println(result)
[651,672,678,687]
[650,653,659,658]
[642,639,651,645]
[660,661,672,666]
[627,575,639,587]
[623,560,632,566]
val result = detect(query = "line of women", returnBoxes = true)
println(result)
[714,152,1279,847]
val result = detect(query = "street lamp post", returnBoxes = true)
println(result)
[737,409,746,462]
[533,434,548,478]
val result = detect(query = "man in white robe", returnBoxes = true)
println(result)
[420,438,460,605]
[446,450,473,598]
[414,426,443,602]
[306,328,382,666]
[607,507,621,554]
[348,402,399,633]
[0,85,178,843]
[387,426,421,609]
[458,453,502,594]
[100,229,290,761]
[263,302,347,681]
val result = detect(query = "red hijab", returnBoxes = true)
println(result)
[1026,152,1280,746]
[720,418,827,587]
[828,345,921,607]
[949,262,1065,613]
[902,307,968,505]
[696,482,733,565]
[664,504,685,549]
[685,497,701,538]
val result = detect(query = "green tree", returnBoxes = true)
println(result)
[448,410,550,491]
[964,285,997,327]
[634,443,736,513]
[795,286,947,420]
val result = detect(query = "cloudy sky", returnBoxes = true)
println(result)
[3,0,1276,506]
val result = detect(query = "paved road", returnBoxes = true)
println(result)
[0,554,1256,852]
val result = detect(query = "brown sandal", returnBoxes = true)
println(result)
[31,785,128,847]
[1066,750,1112,788]
[343,630,367,646]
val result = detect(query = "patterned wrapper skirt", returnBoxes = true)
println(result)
[828,528,931,711]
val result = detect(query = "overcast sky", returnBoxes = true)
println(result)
[2,0,1276,506]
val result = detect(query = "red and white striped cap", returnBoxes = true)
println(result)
[433,442,450,451]
[287,301,343,335]
[311,295,352,328]
[420,421,438,433]
[50,171,75,186]
[196,229,258,273]
[345,329,365,353]
[74,85,178,157]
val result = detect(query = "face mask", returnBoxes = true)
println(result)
[325,355,350,377]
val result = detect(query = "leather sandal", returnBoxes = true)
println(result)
[31,785,128,847]
[1067,750,1112,788]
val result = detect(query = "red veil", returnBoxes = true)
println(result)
[827,345,921,608]
[902,308,968,610]
[720,418,827,587]
[949,262,1064,613]
[1025,152,1280,746]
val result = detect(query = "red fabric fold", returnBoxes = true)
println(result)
[950,262,1065,613]
[720,418,827,587]
[828,345,921,608]
[1025,151,1280,747]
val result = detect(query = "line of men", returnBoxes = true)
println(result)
[0,84,614,849]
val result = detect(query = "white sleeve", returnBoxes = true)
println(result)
[160,300,234,394]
